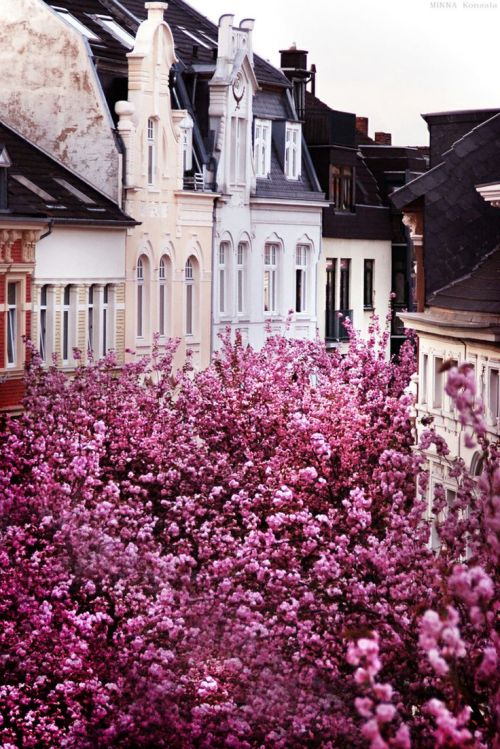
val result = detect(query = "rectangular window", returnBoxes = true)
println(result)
[7,282,17,367]
[489,368,500,423]
[264,244,278,313]
[88,285,94,352]
[237,242,247,315]
[254,119,271,178]
[186,284,193,335]
[285,123,301,180]
[147,118,156,186]
[295,245,308,313]
[218,242,229,315]
[325,258,336,340]
[182,126,193,172]
[363,259,374,309]
[339,258,350,311]
[330,165,354,211]
[421,353,429,404]
[231,118,246,185]
[433,356,444,409]
[102,285,109,357]
[39,285,48,362]
[62,285,72,364]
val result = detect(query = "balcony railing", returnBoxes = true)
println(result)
[325,309,353,342]
[183,172,205,191]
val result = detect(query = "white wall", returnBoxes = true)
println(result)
[318,237,392,346]
[35,227,126,281]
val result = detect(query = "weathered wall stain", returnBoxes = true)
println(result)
[0,0,119,201]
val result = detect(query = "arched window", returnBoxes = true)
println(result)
[218,242,229,315]
[237,241,248,316]
[264,243,279,313]
[147,118,156,186]
[295,244,309,313]
[185,256,197,336]
[137,255,149,339]
[159,255,169,337]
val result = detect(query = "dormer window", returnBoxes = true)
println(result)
[285,123,301,180]
[254,119,271,178]
[147,118,156,186]
[50,7,99,40]
[330,165,355,211]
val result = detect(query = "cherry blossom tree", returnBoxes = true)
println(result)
[0,327,497,748]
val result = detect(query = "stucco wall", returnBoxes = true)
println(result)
[0,0,120,200]
[35,227,126,280]
[317,237,392,348]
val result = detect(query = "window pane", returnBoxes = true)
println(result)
[434,357,444,409]
[159,285,165,336]
[237,268,244,314]
[137,284,143,337]
[186,283,193,335]
[340,259,350,310]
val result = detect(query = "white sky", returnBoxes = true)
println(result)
[185,0,499,146]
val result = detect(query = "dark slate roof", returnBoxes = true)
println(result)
[0,120,135,224]
[429,246,500,314]
[253,91,288,120]
[390,111,500,299]
[46,0,289,87]
[255,148,325,202]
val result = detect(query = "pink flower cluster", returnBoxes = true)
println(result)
[0,333,497,747]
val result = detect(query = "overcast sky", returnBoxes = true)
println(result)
[185,0,499,146]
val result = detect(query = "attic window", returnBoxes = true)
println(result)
[53,177,95,204]
[177,26,211,48]
[12,174,55,202]
[92,15,135,49]
[51,7,100,40]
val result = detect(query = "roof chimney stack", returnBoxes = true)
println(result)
[375,131,392,145]
[279,44,309,120]
[356,117,369,137]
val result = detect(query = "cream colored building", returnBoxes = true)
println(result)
[116,3,215,369]
[0,0,216,371]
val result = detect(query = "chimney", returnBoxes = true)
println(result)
[375,131,392,145]
[279,44,309,120]
[356,117,368,137]
[310,63,316,97]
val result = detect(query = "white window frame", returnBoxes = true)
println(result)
[231,117,246,185]
[62,284,75,366]
[295,244,309,313]
[136,256,148,339]
[264,244,279,314]
[102,284,110,357]
[147,118,156,187]
[50,6,100,40]
[87,284,95,355]
[236,241,248,316]
[159,256,169,338]
[285,122,301,180]
[6,281,19,368]
[180,118,193,173]
[487,364,500,427]
[433,356,444,410]
[218,242,229,316]
[185,257,195,336]
[254,118,271,178]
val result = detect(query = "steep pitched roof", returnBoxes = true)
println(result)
[428,246,500,314]
[44,0,289,86]
[390,111,500,298]
[0,119,135,224]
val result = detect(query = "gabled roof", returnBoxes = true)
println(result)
[0,119,135,224]
[428,246,500,315]
[44,0,289,87]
